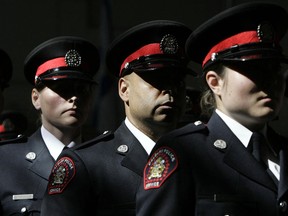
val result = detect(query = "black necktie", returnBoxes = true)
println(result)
[249,132,279,186]
[250,132,263,162]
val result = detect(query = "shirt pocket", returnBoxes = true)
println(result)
[2,199,42,215]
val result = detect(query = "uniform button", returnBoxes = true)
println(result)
[117,145,129,153]
[279,201,287,212]
[20,207,27,214]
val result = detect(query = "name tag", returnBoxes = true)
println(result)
[12,194,34,200]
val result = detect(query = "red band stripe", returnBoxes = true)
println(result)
[202,31,260,67]
[120,43,163,76]
[35,57,67,79]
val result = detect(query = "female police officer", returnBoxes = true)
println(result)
[136,2,288,216]
[0,36,99,215]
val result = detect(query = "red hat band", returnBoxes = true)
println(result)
[35,57,67,82]
[202,31,263,67]
[120,43,163,76]
[35,49,83,83]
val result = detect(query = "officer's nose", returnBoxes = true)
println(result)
[68,96,78,103]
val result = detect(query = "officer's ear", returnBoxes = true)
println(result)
[31,88,41,110]
[118,77,129,103]
[206,70,223,96]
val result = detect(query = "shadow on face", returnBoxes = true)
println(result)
[134,69,186,91]
[42,80,96,100]
[225,60,288,89]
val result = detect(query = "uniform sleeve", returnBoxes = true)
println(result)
[136,145,196,215]
[41,149,93,216]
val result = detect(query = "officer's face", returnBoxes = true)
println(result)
[32,80,95,130]
[119,70,186,133]
[208,61,287,129]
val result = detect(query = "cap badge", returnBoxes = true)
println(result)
[160,34,179,54]
[257,22,275,42]
[213,139,227,149]
[65,50,82,67]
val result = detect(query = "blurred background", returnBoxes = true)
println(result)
[0,0,287,138]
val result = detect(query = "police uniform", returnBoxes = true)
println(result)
[136,3,288,216]
[0,36,99,215]
[40,20,192,216]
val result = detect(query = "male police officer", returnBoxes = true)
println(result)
[41,20,193,215]
[136,3,288,216]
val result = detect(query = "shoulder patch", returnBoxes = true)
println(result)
[48,157,76,195]
[143,147,178,190]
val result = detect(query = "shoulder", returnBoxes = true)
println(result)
[143,121,207,190]
[158,120,207,144]
[46,132,114,195]
[0,134,28,147]
[74,130,114,150]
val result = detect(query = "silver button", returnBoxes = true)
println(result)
[117,145,129,153]
[25,152,36,160]
[279,201,287,212]
[194,120,202,126]
[213,139,227,149]
[20,207,27,213]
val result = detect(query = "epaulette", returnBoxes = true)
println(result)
[177,120,207,136]
[176,120,207,136]
[74,130,114,150]
[161,120,207,142]
[0,134,28,145]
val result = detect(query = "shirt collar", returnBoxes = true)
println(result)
[124,118,155,155]
[41,125,80,160]
[216,109,253,147]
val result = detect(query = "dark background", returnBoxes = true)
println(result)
[1,0,287,138]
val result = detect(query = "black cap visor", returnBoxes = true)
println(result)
[121,54,196,76]
[35,68,96,85]
[204,42,288,70]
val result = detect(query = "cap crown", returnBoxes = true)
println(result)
[24,36,100,85]
[106,20,192,77]
[186,2,288,69]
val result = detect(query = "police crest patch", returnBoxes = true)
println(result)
[144,147,178,190]
[48,157,75,194]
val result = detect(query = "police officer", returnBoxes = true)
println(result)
[137,3,288,216]
[0,36,99,215]
[41,20,193,216]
